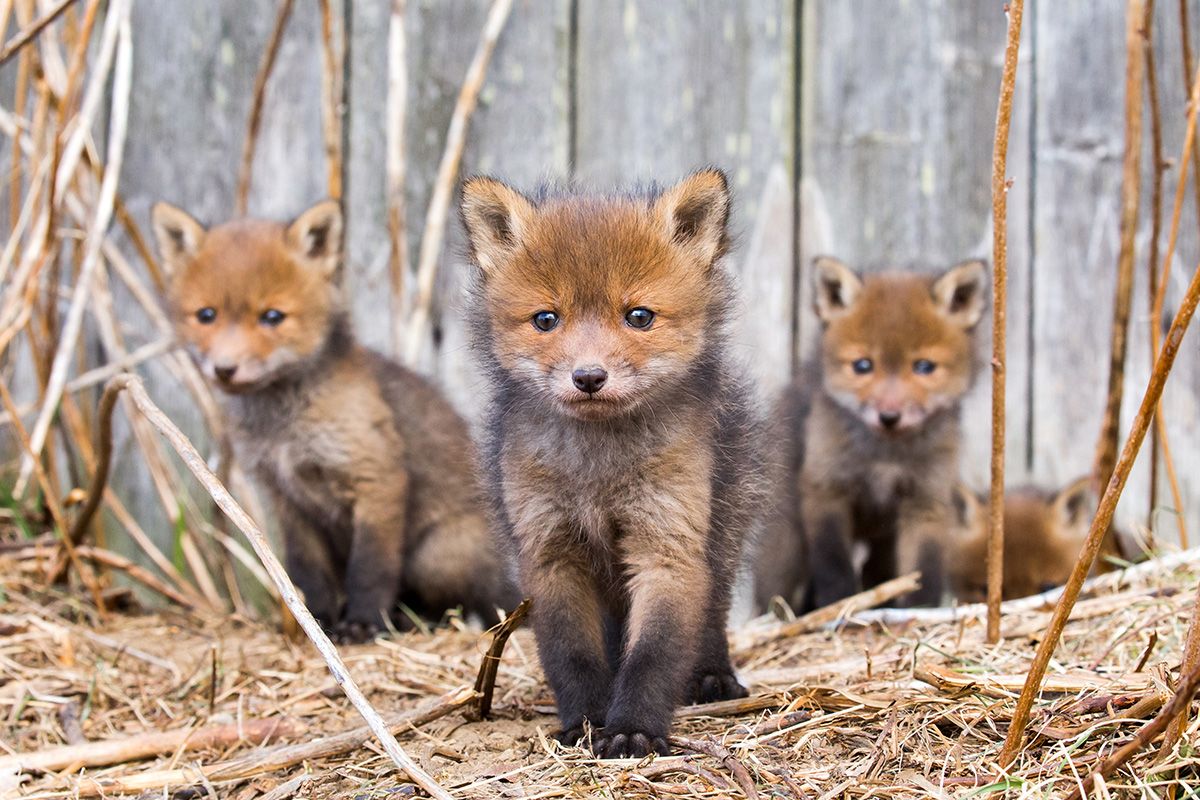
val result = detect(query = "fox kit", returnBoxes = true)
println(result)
[775,257,988,609]
[949,478,1105,602]
[460,170,764,758]
[152,199,517,642]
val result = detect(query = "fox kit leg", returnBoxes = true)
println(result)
[338,474,408,642]
[687,543,746,704]
[598,492,711,759]
[404,512,518,626]
[896,498,950,607]
[802,481,859,608]
[277,498,340,627]
[522,541,613,745]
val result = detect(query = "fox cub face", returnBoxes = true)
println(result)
[949,478,1094,602]
[461,170,731,421]
[152,201,343,393]
[813,257,987,433]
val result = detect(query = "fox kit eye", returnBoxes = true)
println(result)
[196,307,217,324]
[625,307,655,329]
[531,310,559,332]
[260,309,286,326]
[913,359,937,375]
[851,357,873,375]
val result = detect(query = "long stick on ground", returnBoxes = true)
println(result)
[403,0,514,365]
[1093,0,1146,494]
[986,0,1025,645]
[0,715,305,774]
[1068,661,1200,800]
[235,0,294,215]
[13,0,131,498]
[70,375,455,800]
[999,254,1200,765]
[386,0,409,356]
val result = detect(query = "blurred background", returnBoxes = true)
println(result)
[2,0,1196,608]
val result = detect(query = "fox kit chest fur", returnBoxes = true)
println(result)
[153,200,516,642]
[949,478,1107,602]
[461,170,764,759]
[756,257,987,611]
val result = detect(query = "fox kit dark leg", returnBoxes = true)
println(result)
[802,482,859,607]
[522,538,613,744]
[337,475,408,642]
[278,498,340,627]
[896,498,949,606]
[687,533,746,704]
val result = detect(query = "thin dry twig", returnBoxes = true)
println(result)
[473,598,530,719]
[1144,0,1167,522]
[986,0,1025,645]
[69,375,455,800]
[1093,0,1145,497]
[316,0,344,204]
[670,735,759,799]
[403,0,514,364]
[235,0,294,215]
[386,0,409,356]
[1000,255,1200,765]
[0,0,75,65]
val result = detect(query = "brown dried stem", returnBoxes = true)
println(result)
[473,597,530,718]
[0,0,75,65]
[1144,0,1165,520]
[999,255,1200,765]
[235,0,294,215]
[1067,661,1200,800]
[403,0,514,364]
[1179,0,1200,231]
[71,375,455,800]
[316,0,344,204]
[986,0,1025,645]
[386,0,409,356]
[1093,0,1145,496]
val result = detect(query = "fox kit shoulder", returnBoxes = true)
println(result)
[152,200,516,641]
[461,170,765,759]
[949,477,1114,602]
[756,256,988,611]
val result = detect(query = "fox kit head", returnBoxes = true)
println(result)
[948,478,1094,602]
[151,200,344,393]
[460,170,732,421]
[812,257,987,434]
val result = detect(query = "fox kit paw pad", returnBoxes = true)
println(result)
[554,718,602,749]
[331,620,380,644]
[594,729,670,759]
[687,670,748,705]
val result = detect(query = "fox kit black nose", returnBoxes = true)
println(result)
[878,411,901,429]
[572,366,608,395]
[214,365,238,383]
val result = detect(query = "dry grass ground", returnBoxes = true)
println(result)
[2,537,1198,799]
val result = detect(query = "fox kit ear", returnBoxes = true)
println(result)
[1052,476,1096,536]
[812,256,862,322]
[460,177,536,276]
[950,483,985,534]
[286,200,343,278]
[932,259,988,329]
[151,202,206,276]
[652,168,731,266]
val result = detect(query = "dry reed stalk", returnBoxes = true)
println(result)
[386,0,409,356]
[13,0,130,497]
[1162,570,1200,751]
[316,0,344,203]
[0,714,305,773]
[235,0,294,215]
[14,543,196,608]
[1068,661,1200,799]
[473,598,530,718]
[403,0,514,365]
[46,0,100,243]
[70,375,455,800]
[6,0,31,234]
[1093,0,1145,496]
[986,0,1025,645]
[1144,0,1165,520]
[999,254,1200,765]
[1179,0,1200,231]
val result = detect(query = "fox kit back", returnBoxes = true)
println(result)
[152,200,516,642]
[461,170,764,758]
[949,478,1104,602]
[757,257,987,610]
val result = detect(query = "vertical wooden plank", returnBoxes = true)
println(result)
[346,0,571,412]
[799,1,1032,490]
[113,1,328,549]
[573,0,797,394]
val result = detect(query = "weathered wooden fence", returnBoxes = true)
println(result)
[10,0,1198,558]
